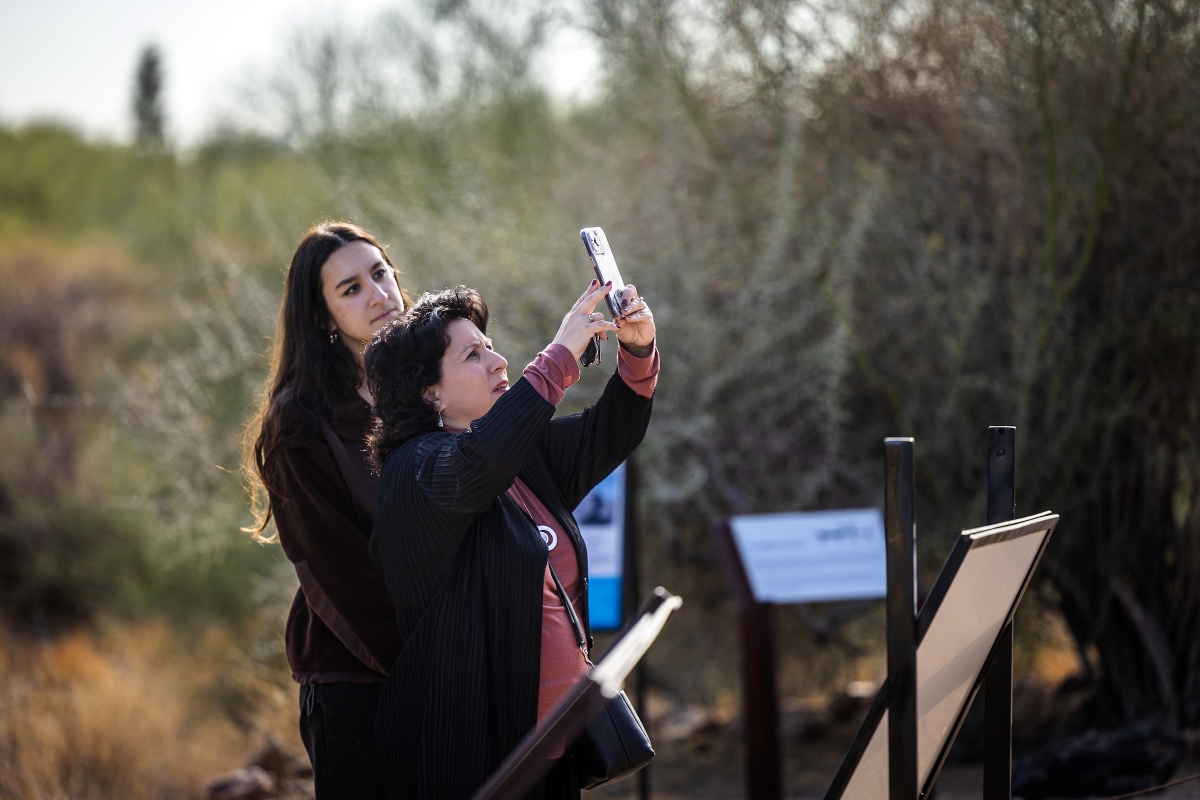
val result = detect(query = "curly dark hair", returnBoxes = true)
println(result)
[365,286,490,470]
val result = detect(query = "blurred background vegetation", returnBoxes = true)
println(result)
[2,0,1199,795]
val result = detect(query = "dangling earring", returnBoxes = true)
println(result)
[437,410,444,429]
[328,329,338,344]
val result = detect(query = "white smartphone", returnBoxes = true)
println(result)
[579,226,628,319]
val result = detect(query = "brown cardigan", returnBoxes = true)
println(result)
[271,395,402,684]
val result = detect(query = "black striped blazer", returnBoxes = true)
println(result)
[369,370,653,800]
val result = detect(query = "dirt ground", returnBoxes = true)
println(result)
[586,711,888,799]
[588,720,1200,800]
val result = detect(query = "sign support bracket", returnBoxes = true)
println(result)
[713,521,783,800]
[715,429,1019,800]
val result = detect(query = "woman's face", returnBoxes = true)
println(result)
[321,240,405,349]
[425,318,509,430]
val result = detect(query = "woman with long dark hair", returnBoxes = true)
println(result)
[243,221,411,799]
[363,280,659,799]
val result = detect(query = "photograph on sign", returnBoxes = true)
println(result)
[576,462,625,630]
[729,508,887,604]
[827,511,1059,800]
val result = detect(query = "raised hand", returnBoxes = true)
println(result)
[613,284,655,357]
[551,280,622,360]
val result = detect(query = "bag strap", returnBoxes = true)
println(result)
[507,487,592,662]
[547,560,590,660]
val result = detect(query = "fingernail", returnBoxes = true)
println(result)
[606,281,612,286]
[621,298,629,307]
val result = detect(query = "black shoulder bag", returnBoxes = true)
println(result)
[547,561,655,789]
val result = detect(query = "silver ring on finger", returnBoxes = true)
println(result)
[588,313,598,322]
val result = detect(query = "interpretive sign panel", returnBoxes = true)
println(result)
[826,511,1059,799]
[729,509,887,604]
[577,462,626,630]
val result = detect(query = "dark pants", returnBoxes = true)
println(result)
[299,682,386,800]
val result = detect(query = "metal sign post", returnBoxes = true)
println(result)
[983,426,1016,800]
[716,428,1026,800]
[623,458,652,800]
[713,521,783,800]
[578,459,651,799]
[822,427,1032,800]
[883,430,1017,800]
[884,438,918,800]
[715,510,886,798]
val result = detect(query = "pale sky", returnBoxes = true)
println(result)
[0,0,601,145]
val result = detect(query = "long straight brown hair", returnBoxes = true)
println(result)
[242,221,413,539]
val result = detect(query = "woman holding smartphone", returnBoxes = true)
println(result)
[364,280,657,800]
[243,222,410,799]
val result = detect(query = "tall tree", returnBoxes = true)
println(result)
[133,45,165,147]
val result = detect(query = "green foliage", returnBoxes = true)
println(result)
[0,125,144,238]
[0,499,149,630]
[132,537,291,633]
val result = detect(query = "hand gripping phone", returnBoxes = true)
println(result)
[578,227,628,367]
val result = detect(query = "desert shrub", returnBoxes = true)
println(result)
[0,502,149,631]
[0,234,290,633]
[0,623,299,800]
[577,0,1200,724]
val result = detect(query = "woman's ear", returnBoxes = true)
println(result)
[423,386,441,411]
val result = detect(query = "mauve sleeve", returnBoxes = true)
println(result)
[617,338,659,399]
[522,343,580,406]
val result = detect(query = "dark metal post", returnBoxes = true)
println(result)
[712,523,783,800]
[983,427,1016,800]
[742,602,781,800]
[885,438,918,800]
[986,427,1016,525]
[624,459,651,800]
